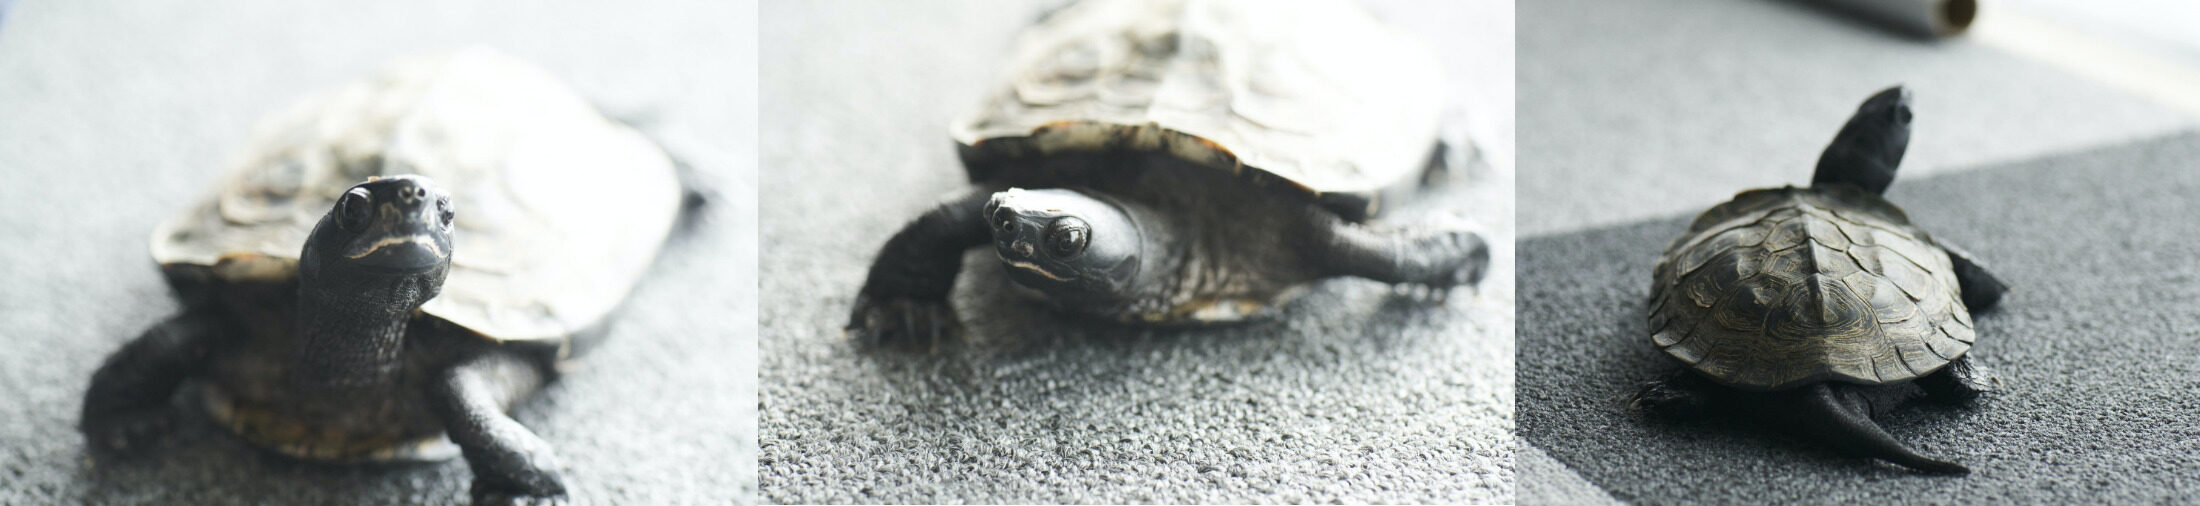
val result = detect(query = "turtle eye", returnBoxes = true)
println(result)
[1046,216,1089,258]
[436,195,455,229]
[337,188,373,232]
[1893,104,1912,125]
[993,207,1018,235]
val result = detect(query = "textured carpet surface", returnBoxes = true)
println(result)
[757,1,1517,503]
[1517,0,2197,236]
[0,1,758,504]
[1519,133,2200,504]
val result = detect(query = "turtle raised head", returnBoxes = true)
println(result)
[1632,86,2010,474]
[847,0,1490,344]
[80,48,686,504]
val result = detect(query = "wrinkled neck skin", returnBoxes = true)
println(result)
[291,268,438,394]
[1116,198,1179,305]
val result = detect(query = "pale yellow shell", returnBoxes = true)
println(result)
[151,47,683,343]
[951,0,1446,195]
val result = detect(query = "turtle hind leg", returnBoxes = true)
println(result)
[81,310,223,457]
[1303,212,1489,289]
[1770,384,1969,475]
[845,189,995,348]
[1629,371,1722,419]
[1917,355,1997,404]
[428,352,566,504]
[1939,241,2009,312]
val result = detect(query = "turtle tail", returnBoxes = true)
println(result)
[1774,383,1969,475]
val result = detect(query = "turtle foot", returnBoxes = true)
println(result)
[845,294,962,349]
[472,487,569,506]
[1422,229,1490,289]
[81,406,176,457]
[1920,358,1998,404]
[1628,376,1712,419]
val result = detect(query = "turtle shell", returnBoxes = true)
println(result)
[1647,186,1976,391]
[950,0,1447,221]
[150,47,683,345]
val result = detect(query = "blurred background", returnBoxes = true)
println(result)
[758,0,1514,503]
[1517,0,2200,504]
[0,1,757,504]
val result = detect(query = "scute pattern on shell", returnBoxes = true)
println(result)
[950,0,1446,196]
[150,47,684,343]
[1648,186,1975,391]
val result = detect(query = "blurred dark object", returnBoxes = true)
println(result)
[1819,0,1977,38]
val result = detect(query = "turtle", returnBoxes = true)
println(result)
[1630,86,2011,474]
[78,48,686,504]
[845,0,1490,344]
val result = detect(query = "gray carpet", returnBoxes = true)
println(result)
[757,1,1517,503]
[1517,0,2197,236]
[1518,133,2200,504]
[0,1,757,504]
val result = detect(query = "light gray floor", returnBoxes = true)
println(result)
[1517,0,2196,236]
[0,1,757,504]
[757,1,1517,503]
[1517,0,2200,503]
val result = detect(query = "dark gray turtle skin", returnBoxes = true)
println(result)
[846,0,1490,345]
[80,49,685,506]
[1631,86,2011,474]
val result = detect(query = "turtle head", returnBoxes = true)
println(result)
[304,175,456,276]
[291,175,456,392]
[985,188,1142,308]
[1812,86,1912,195]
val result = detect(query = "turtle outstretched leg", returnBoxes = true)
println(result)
[81,310,223,456]
[1811,86,1911,195]
[1629,370,1722,419]
[428,353,566,506]
[1918,355,1997,403]
[1767,383,1968,475]
[1938,241,2009,312]
[1303,212,1490,289]
[846,189,995,346]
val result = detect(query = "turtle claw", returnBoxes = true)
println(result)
[1920,358,1997,403]
[846,294,962,348]
[81,407,176,458]
[1432,229,1491,288]
[1392,282,1451,302]
[1629,375,1713,419]
[471,487,569,506]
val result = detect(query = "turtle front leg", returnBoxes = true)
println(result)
[81,310,222,456]
[427,353,566,506]
[846,189,995,347]
[1303,212,1490,289]
[1917,355,1997,403]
